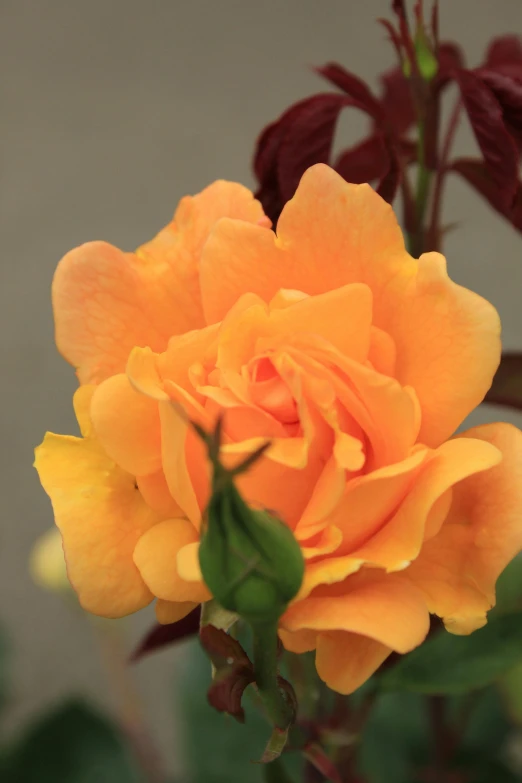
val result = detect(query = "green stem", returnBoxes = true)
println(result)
[252,621,294,729]
[412,120,432,256]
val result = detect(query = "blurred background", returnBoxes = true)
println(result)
[1,0,522,780]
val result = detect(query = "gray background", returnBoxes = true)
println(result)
[1,0,522,777]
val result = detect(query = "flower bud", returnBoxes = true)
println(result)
[195,422,304,626]
[30,528,71,594]
[415,30,438,82]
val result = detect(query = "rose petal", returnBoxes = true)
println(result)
[353,437,502,570]
[282,573,429,653]
[405,423,522,633]
[34,390,160,617]
[155,599,199,625]
[201,165,500,447]
[52,182,263,383]
[90,374,161,476]
[134,519,211,603]
[316,632,391,694]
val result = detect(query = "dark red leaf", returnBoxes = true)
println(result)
[431,0,439,47]
[276,93,355,203]
[485,352,522,411]
[476,68,522,148]
[315,63,384,120]
[207,664,255,723]
[437,41,465,85]
[379,65,416,134]
[130,607,200,662]
[199,623,251,668]
[335,134,390,184]
[391,0,418,79]
[485,36,522,82]
[378,18,404,64]
[486,36,522,68]
[377,141,401,202]
[200,624,255,723]
[455,69,519,207]
[303,742,343,783]
[253,100,316,223]
[450,157,522,232]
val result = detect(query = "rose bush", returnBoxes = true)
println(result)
[35,164,522,693]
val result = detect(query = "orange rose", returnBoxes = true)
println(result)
[35,164,522,693]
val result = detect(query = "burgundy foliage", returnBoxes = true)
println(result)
[253,2,522,238]
[130,607,200,662]
[199,624,255,723]
[303,742,343,783]
[485,352,522,411]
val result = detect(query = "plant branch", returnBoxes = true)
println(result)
[427,96,462,251]
[411,118,433,256]
[252,621,294,730]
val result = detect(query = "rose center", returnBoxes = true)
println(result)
[248,356,299,425]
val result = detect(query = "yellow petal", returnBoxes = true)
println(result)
[406,423,522,633]
[279,628,317,654]
[282,573,429,654]
[155,599,198,625]
[133,519,211,603]
[353,437,502,570]
[29,528,70,594]
[200,164,500,447]
[90,374,161,476]
[34,430,159,617]
[53,182,264,383]
[316,632,391,694]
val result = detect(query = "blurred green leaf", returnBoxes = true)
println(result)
[455,686,511,752]
[451,687,515,780]
[178,639,302,783]
[493,554,522,615]
[3,699,142,783]
[501,660,522,724]
[380,612,522,694]
[358,692,430,783]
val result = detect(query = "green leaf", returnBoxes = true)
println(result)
[178,639,302,783]
[380,612,522,694]
[259,726,289,764]
[492,554,522,615]
[3,699,142,783]
[357,691,430,783]
[500,660,522,724]
[457,687,511,752]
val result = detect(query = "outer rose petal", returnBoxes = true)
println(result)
[34,390,161,617]
[133,519,211,604]
[279,628,317,654]
[282,573,429,654]
[53,182,264,384]
[406,423,522,633]
[155,599,198,625]
[90,374,161,476]
[316,632,391,694]
[200,164,500,446]
[352,437,502,570]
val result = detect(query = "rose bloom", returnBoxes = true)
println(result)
[35,164,522,694]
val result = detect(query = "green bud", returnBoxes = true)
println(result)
[414,25,438,82]
[195,422,304,626]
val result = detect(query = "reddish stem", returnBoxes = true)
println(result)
[426,96,462,251]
